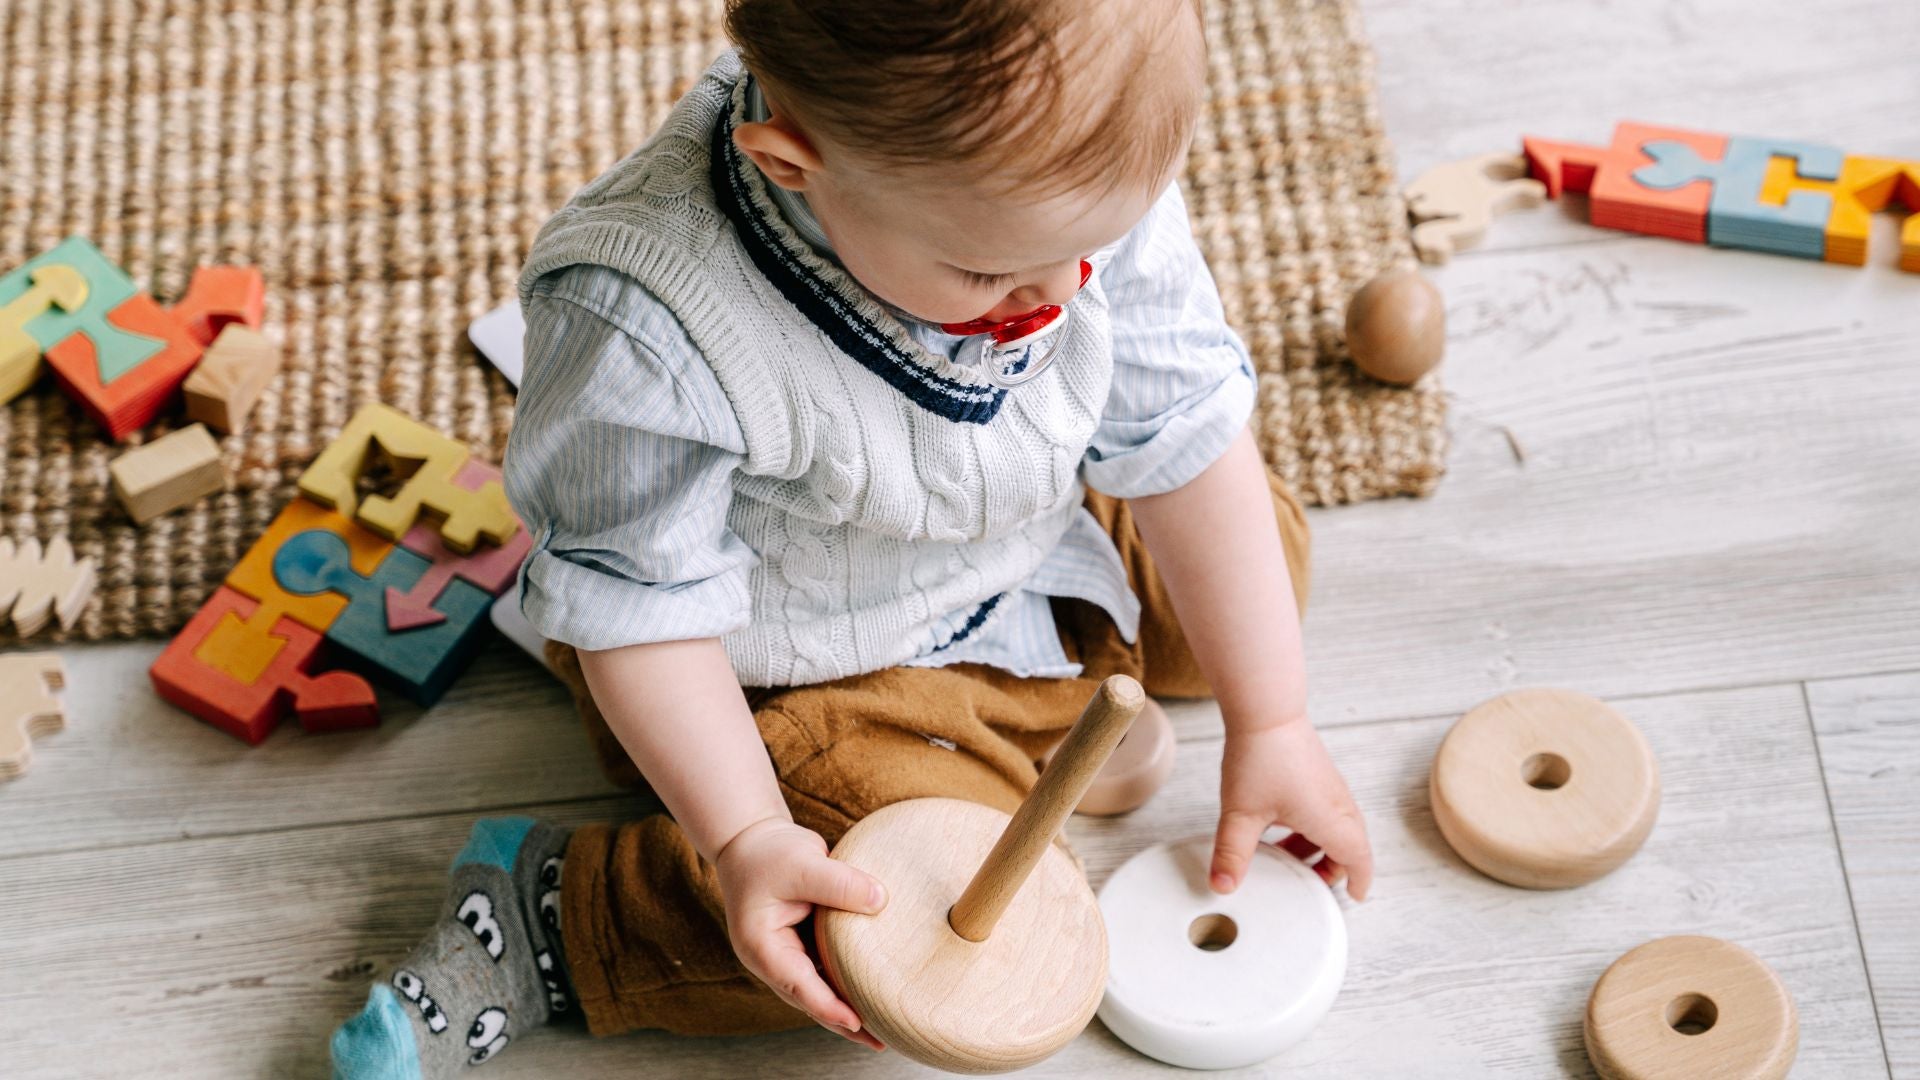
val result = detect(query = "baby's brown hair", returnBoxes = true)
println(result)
[725,0,1205,196]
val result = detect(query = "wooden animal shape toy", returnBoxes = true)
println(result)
[0,653,67,781]
[1585,935,1797,1080]
[1097,833,1346,1069]
[1430,688,1660,889]
[1403,152,1547,263]
[0,535,96,637]
[817,675,1146,1073]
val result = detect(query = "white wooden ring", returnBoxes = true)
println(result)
[1431,688,1659,889]
[1042,697,1176,816]
[1585,935,1798,1080]
[1097,835,1346,1069]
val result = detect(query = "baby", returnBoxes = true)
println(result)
[330,0,1372,1074]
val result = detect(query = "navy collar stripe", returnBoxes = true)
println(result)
[708,100,1008,426]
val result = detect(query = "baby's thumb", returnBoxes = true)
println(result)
[800,856,888,915]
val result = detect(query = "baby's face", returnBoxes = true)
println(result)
[805,159,1164,326]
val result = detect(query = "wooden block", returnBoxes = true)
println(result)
[0,535,96,637]
[386,459,530,630]
[149,585,379,746]
[273,528,493,705]
[0,264,89,404]
[182,325,282,433]
[1585,935,1797,1080]
[45,293,205,441]
[1403,151,1547,263]
[170,265,265,347]
[298,402,518,555]
[108,423,225,525]
[0,653,66,781]
[1429,688,1660,889]
[224,497,394,634]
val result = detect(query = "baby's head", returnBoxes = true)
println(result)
[727,0,1206,325]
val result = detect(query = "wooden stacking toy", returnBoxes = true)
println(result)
[1344,269,1446,386]
[1041,695,1176,816]
[817,675,1145,1073]
[1430,688,1659,889]
[1097,834,1346,1069]
[1585,935,1798,1080]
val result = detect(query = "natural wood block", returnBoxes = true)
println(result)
[0,535,96,637]
[182,325,281,434]
[1585,935,1798,1080]
[108,424,225,525]
[0,653,66,781]
[1430,688,1660,889]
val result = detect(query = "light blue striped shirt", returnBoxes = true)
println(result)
[508,181,1253,681]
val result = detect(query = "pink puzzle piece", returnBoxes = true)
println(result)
[384,458,529,631]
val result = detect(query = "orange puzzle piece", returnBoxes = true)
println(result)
[224,497,395,636]
[43,293,204,441]
[1526,122,1730,243]
[150,585,379,745]
[171,265,266,347]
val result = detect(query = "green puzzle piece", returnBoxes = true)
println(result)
[0,236,163,383]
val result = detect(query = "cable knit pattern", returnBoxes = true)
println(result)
[519,53,1111,686]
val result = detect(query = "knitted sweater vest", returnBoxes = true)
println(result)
[520,53,1113,686]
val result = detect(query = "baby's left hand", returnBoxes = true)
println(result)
[1212,718,1374,901]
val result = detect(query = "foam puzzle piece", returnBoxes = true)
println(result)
[1637,136,1843,258]
[0,653,67,780]
[170,265,266,347]
[150,585,379,745]
[1403,152,1547,263]
[298,402,518,555]
[273,529,493,705]
[44,293,205,441]
[0,237,146,378]
[0,264,89,403]
[225,496,395,634]
[0,535,97,637]
[1761,155,1920,268]
[388,459,531,630]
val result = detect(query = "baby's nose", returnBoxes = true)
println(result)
[1010,261,1086,310]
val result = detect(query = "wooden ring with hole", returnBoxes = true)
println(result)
[1585,935,1798,1080]
[1430,688,1659,889]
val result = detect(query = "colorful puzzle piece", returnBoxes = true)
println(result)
[1760,155,1920,268]
[0,237,146,379]
[44,293,204,440]
[274,529,493,704]
[1527,123,1731,243]
[1638,136,1843,258]
[225,497,395,634]
[387,459,530,630]
[298,402,519,555]
[171,265,266,347]
[150,585,379,745]
[0,535,97,636]
[0,653,66,780]
[0,265,89,403]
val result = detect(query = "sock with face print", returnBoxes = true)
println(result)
[331,817,573,1079]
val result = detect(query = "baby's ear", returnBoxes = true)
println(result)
[734,116,824,191]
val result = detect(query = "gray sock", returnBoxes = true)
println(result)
[331,817,573,1079]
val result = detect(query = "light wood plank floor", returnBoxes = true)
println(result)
[3,0,1916,1076]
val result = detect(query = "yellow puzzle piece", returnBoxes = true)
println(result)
[0,265,88,403]
[1761,155,1920,270]
[297,402,518,555]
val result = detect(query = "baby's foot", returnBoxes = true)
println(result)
[332,817,572,1079]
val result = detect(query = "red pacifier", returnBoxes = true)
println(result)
[939,260,1092,388]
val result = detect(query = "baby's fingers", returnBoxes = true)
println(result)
[1304,809,1374,901]
[1209,809,1269,893]
[746,929,877,1046]
[796,854,888,915]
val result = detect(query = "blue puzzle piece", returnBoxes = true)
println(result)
[1635,137,1843,259]
[273,528,493,705]
[0,236,163,380]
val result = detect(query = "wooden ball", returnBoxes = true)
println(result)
[816,798,1106,1073]
[1585,935,1798,1080]
[1430,688,1659,889]
[1344,269,1446,385]
[1042,697,1176,816]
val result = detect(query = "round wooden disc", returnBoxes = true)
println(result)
[1042,697,1176,816]
[1585,935,1798,1080]
[1430,688,1659,889]
[817,798,1106,1073]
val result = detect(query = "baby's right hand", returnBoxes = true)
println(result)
[713,817,890,1049]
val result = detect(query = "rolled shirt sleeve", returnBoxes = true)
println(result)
[504,265,756,652]
[1080,182,1256,499]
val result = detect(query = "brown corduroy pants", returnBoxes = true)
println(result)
[546,473,1310,1038]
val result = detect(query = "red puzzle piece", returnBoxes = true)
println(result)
[44,294,204,441]
[171,265,266,347]
[150,585,378,745]
[386,459,531,630]
[1525,122,1729,243]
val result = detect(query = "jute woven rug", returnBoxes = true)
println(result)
[0,0,1444,643]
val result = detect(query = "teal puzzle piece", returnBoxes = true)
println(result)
[272,528,493,705]
[0,236,163,381]
[1636,137,1844,259]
